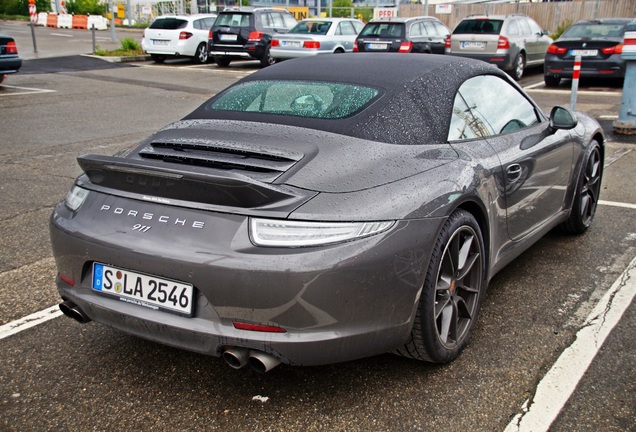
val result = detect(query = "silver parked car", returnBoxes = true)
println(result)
[271,18,364,60]
[445,14,552,80]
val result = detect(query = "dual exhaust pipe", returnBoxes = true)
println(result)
[59,301,281,372]
[59,300,91,324]
[223,347,281,373]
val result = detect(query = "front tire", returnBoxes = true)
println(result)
[193,43,208,64]
[260,46,276,67]
[214,57,231,67]
[561,141,602,234]
[150,54,166,63]
[396,210,486,363]
[544,74,561,87]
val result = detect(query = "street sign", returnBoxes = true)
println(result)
[28,0,37,23]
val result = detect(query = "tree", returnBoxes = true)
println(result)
[332,0,354,18]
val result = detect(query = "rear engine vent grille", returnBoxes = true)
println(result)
[138,141,303,182]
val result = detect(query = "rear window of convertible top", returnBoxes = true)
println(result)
[208,80,381,119]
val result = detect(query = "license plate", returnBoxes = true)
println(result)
[219,34,237,41]
[367,43,388,50]
[152,40,169,46]
[460,41,485,49]
[92,263,194,316]
[282,41,301,48]
[570,49,598,57]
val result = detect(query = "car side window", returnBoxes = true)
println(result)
[339,21,356,36]
[270,13,285,28]
[454,75,540,137]
[193,19,203,30]
[518,18,531,36]
[422,21,435,37]
[282,14,297,28]
[410,22,422,37]
[507,20,520,36]
[448,93,483,141]
[527,19,543,35]
[433,21,449,37]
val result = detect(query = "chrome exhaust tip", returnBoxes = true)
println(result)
[248,351,281,373]
[222,347,250,369]
[59,300,91,324]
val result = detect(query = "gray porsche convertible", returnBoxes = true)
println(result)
[50,54,604,372]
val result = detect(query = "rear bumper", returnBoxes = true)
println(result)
[544,54,625,78]
[0,56,22,74]
[447,51,514,71]
[50,194,440,366]
[208,43,265,60]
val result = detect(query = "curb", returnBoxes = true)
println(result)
[80,53,152,63]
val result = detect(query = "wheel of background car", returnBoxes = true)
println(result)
[0,74,4,84]
[511,52,525,81]
[561,141,602,234]
[214,57,231,67]
[150,54,166,63]
[193,43,208,64]
[544,74,561,87]
[396,209,486,363]
[334,48,345,54]
[260,46,276,67]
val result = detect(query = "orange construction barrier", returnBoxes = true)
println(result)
[46,13,58,28]
[72,14,88,29]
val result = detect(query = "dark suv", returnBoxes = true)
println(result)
[445,14,552,80]
[209,7,297,67]
[354,17,449,55]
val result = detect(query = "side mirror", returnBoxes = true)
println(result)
[549,106,578,132]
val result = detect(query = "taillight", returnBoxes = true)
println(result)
[602,44,623,55]
[547,44,567,55]
[398,41,413,53]
[271,39,280,47]
[353,41,359,52]
[209,29,213,39]
[6,41,17,54]
[179,32,193,40]
[248,31,264,42]
[444,35,451,49]
[497,36,510,49]
[304,41,320,49]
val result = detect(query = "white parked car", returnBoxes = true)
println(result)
[142,14,217,64]
[271,18,364,60]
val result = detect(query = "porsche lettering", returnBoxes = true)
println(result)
[99,205,205,229]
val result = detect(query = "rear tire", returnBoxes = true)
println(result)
[193,43,208,64]
[561,141,602,234]
[214,57,231,67]
[510,52,525,81]
[260,46,276,67]
[396,210,486,363]
[150,54,166,63]
[544,74,561,87]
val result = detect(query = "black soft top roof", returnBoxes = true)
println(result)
[185,53,506,144]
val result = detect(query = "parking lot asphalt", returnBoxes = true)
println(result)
[1,20,635,432]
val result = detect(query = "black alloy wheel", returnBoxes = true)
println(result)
[562,141,602,234]
[396,210,485,363]
[214,57,231,67]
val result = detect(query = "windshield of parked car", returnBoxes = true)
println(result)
[360,23,405,38]
[453,19,503,35]
[209,80,380,119]
[149,18,188,30]
[561,23,626,38]
[290,21,332,35]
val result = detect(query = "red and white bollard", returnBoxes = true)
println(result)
[570,55,581,111]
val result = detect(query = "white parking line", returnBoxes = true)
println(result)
[0,85,56,96]
[0,305,63,340]
[599,200,636,210]
[505,254,636,432]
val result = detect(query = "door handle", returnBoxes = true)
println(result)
[506,164,522,182]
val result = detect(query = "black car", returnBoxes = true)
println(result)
[354,16,449,54]
[544,18,636,87]
[208,7,297,67]
[0,35,22,84]
[50,54,604,372]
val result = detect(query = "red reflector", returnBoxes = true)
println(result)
[248,31,264,42]
[497,36,509,49]
[398,41,413,53]
[550,69,563,73]
[490,58,505,61]
[547,44,567,55]
[304,41,320,49]
[233,322,287,333]
[602,44,622,55]
[599,70,617,74]
[59,273,75,287]
[271,39,280,47]
[6,41,17,54]
[179,32,193,40]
